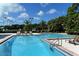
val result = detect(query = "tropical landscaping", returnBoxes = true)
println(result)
[0,3,79,56]
[0,3,79,34]
[23,3,79,34]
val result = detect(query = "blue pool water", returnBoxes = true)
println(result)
[0,33,75,56]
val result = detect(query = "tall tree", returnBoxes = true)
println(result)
[39,20,47,32]
[24,19,32,31]
[66,3,79,32]
[48,16,66,32]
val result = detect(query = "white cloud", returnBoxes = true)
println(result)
[4,3,26,13]
[6,16,14,20]
[47,9,57,14]
[2,16,15,24]
[3,16,15,22]
[37,10,44,16]
[0,3,26,17]
[4,12,9,15]
[0,3,28,25]
[33,17,40,20]
[33,17,41,23]
[18,13,29,18]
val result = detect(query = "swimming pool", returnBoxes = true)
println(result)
[0,33,75,56]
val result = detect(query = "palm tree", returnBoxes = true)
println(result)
[24,18,33,31]
[47,22,52,32]
[39,20,47,32]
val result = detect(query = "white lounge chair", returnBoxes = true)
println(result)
[29,31,32,35]
[17,31,21,35]
[69,36,79,45]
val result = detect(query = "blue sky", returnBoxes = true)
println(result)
[0,3,72,25]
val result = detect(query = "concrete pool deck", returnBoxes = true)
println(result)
[44,39,79,56]
[0,33,16,44]
[61,40,79,56]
